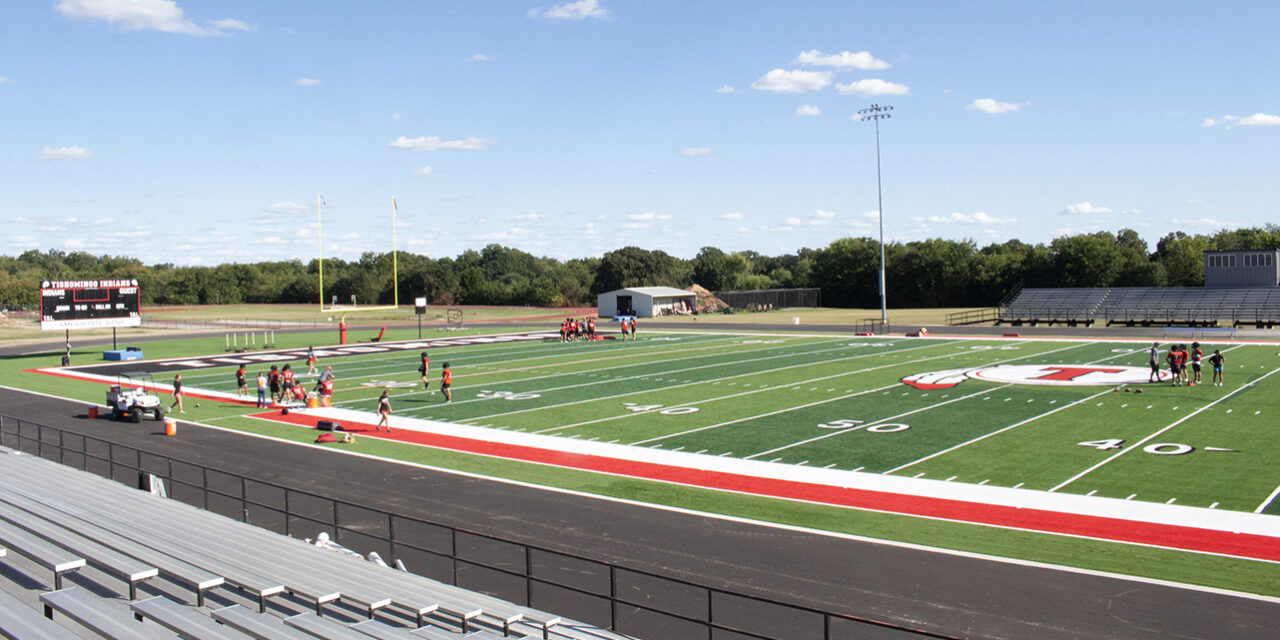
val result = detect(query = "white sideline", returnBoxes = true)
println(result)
[297,404,1280,541]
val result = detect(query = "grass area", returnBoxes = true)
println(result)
[7,322,1279,599]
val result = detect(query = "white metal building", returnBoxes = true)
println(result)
[597,286,697,318]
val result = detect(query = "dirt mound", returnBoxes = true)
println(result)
[687,284,728,312]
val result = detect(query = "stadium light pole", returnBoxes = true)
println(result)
[858,103,892,325]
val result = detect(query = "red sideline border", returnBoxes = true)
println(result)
[262,410,1280,564]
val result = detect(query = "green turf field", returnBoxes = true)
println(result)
[172,331,1280,515]
[9,327,1280,597]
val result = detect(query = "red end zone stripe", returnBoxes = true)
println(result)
[262,411,1280,563]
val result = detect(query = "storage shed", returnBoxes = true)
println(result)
[597,287,697,318]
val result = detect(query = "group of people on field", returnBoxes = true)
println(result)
[559,316,597,342]
[1148,341,1225,387]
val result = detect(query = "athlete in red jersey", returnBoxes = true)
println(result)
[441,363,452,402]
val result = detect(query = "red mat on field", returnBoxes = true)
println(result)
[255,410,1280,563]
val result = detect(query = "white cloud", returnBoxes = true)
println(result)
[628,212,672,221]
[718,212,743,220]
[56,0,251,37]
[812,209,836,219]
[715,85,737,94]
[1170,217,1235,228]
[1060,202,1113,215]
[784,217,802,226]
[507,213,544,221]
[391,113,401,120]
[471,53,495,62]
[835,79,910,97]
[795,104,820,117]
[529,0,609,20]
[36,145,93,161]
[793,49,889,71]
[927,211,1006,224]
[262,201,310,214]
[389,136,487,151]
[751,69,832,93]
[412,166,434,176]
[681,147,711,156]
[0,76,15,85]
[295,78,321,87]
[1202,113,1280,129]
[94,217,116,224]
[966,98,1025,115]
[209,18,252,32]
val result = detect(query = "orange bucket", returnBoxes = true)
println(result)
[88,405,98,419]
[163,417,177,436]
[306,396,319,409]
[320,395,331,407]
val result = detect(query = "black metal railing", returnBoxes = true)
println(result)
[0,414,962,640]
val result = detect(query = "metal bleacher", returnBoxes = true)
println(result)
[0,446,635,640]
[999,286,1280,328]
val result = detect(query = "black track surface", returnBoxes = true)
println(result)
[2,383,1277,639]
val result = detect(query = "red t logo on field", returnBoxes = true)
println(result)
[1031,366,1125,382]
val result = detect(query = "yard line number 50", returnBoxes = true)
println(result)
[817,419,910,432]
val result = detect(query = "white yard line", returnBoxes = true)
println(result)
[885,387,1116,475]
[883,346,1149,475]
[498,340,963,430]
[1051,364,1280,493]
[426,337,874,415]
[628,340,1090,446]
[1255,485,1280,514]
[746,384,1013,460]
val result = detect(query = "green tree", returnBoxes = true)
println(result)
[1051,232,1123,288]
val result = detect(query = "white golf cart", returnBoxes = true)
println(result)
[107,373,165,423]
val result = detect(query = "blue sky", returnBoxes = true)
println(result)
[2,0,1277,266]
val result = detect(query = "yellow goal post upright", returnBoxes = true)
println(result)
[316,194,401,321]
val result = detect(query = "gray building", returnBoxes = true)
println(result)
[1203,249,1280,288]
[597,286,696,318]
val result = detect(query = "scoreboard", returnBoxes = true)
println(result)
[40,279,142,331]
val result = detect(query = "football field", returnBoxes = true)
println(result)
[151,331,1280,514]
[37,327,1280,595]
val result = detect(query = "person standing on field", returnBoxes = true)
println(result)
[236,364,247,399]
[170,374,185,414]
[256,371,268,408]
[1209,349,1226,386]
[418,351,430,389]
[1148,342,1160,382]
[376,390,392,432]
[441,363,452,402]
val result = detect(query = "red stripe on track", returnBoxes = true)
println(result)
[261,411,1280,563]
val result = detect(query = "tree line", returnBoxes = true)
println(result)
[2,226,1276,310]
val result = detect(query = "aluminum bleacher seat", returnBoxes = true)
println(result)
[0,586,83,640]
[0,448,633,640]
[131,595,255,640]
[0,496,159,599]
[211,605,316,640]
[39,587,171,640]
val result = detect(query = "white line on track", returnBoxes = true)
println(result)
[1051,363,1280,493]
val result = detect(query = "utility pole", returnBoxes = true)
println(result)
[858,103,892,325]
